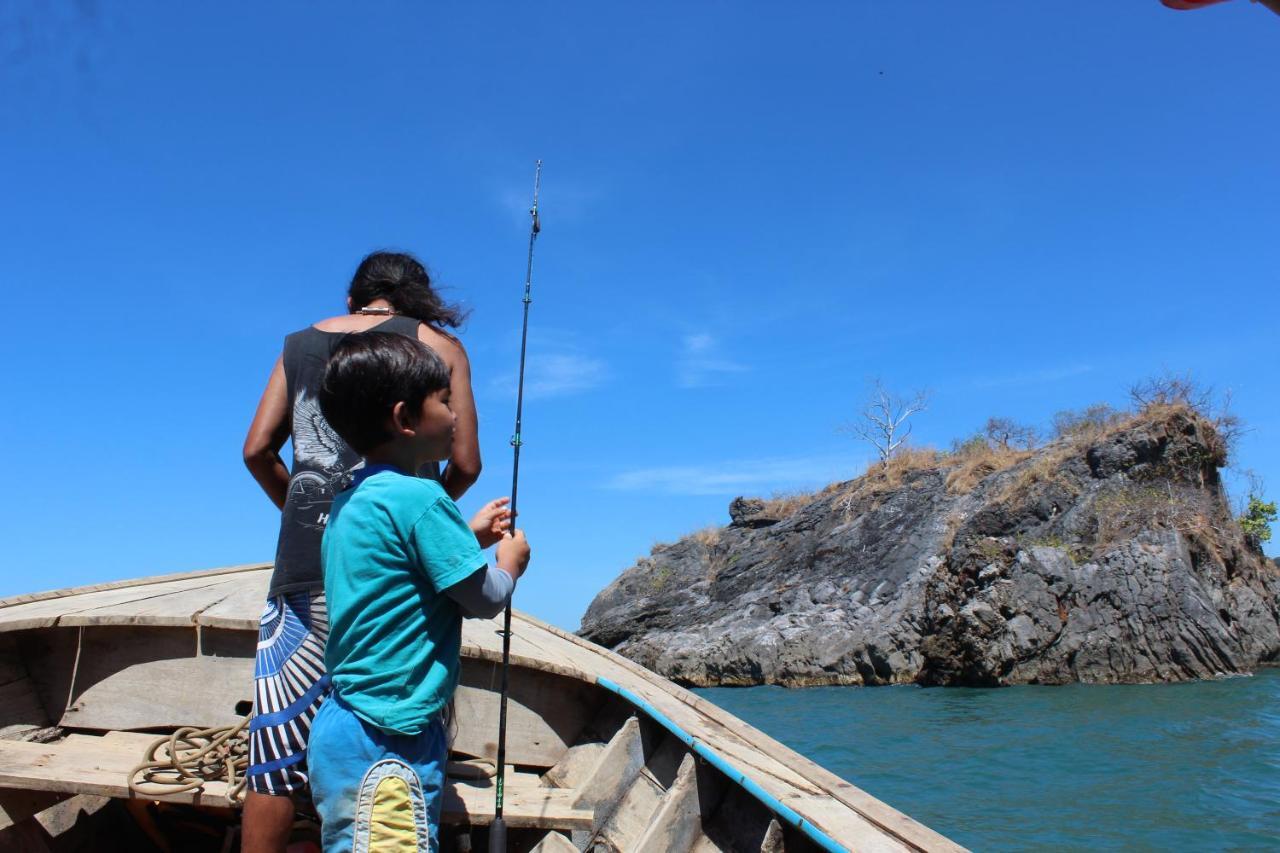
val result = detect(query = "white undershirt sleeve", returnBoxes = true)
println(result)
[444,565,515,619]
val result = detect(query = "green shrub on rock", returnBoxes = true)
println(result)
[1240,496,1277,545]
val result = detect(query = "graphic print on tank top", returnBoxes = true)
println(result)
[284,389,365,533]
[270,314,428,595]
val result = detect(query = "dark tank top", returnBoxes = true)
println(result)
[268,315,440,595]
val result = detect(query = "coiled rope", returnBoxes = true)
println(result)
[125,715,495,807]
[127,716,251,805]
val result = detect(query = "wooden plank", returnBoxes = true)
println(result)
[449,682,563,767]
[0,737,592,829]
[760,818,785,853]
[529,830,578,852]
[60,580,246,628]
[62,654,253,731]
[460,615,594,683]
[15,626,253,733]
[574,715,653,849]
[450,660,599,769]
[773,795,911,853]
[542,741,605,790]
[0,737,234,805]
[33,794,111,841]
[195,574,272,631]
[0,564,270,610]
[596,769,663,850]
[510,613,966,853]
[459,644,591,684]
[543,695,636,790]
[0,576,238,633]
[573,716,643,814]
[96,731,161,752]
[634,753,703,853]
[444,779,591,830]
[0,565,964,852]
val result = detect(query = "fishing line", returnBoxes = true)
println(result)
[490,160,541,853]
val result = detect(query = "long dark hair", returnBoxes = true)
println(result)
[348,251,468,329]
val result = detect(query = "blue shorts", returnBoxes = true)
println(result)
[309,693,447,853]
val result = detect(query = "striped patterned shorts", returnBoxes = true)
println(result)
[246,589,330,795]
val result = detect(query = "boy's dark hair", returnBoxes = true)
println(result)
[319,331,451,455]
[348,251,469,329]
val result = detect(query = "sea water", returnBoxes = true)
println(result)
[698,668,1280,851]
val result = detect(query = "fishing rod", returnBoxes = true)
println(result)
[490,160,541,853]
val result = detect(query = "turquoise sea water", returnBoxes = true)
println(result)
[697,668,1280,852]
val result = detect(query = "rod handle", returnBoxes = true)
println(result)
[488,817,507,853]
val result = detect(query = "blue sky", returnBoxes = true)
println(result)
[1,2,1276,630]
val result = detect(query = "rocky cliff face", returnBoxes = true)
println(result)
[580,407,1280,686]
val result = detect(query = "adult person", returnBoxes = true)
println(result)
[239,251,484,852]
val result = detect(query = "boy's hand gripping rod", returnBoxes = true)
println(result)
[490,160,541,853]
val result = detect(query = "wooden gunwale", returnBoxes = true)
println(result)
[524,614,958,852]
[0,564,964,852]
[0,563,270,611]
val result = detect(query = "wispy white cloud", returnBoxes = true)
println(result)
[491,351,608,400]
[677,332,748,388]
[605,453,862,496]
[526,353,609,399]
[972,363,1094,389]
[498,177,603,228]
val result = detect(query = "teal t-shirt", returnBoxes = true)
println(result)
[321,468,486,735]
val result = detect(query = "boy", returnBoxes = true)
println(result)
[310,331,531,852]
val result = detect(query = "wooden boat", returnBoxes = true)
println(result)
[0,564,965,852]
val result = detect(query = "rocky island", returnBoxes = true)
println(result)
[580,404,1280,687]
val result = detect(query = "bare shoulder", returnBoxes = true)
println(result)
[313,314,410,334]
[418,325,469,366]
[312,314,360,332]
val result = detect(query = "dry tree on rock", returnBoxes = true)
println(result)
[849,380,930,467]
[984,417,1039,451]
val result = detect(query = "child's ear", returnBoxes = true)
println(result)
[390,401,416,436]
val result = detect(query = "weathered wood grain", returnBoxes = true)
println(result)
[0,564,270,610]
[0,567,965,851]
[529,829,578,852]
[596,768,663,850]
[0,577,233,633]
[760,818,785,853]
[573,716,643,815]
[58,580,245,628]
[0,735,592,829]
[17,626,254,733]
[195,574,272,630]
[451,660,599,768]
[513,612,964,852]
[634,753,702,853]
[61,655,253,731]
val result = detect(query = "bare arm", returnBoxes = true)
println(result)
[424,330,481,500]
[243,356,291,510]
